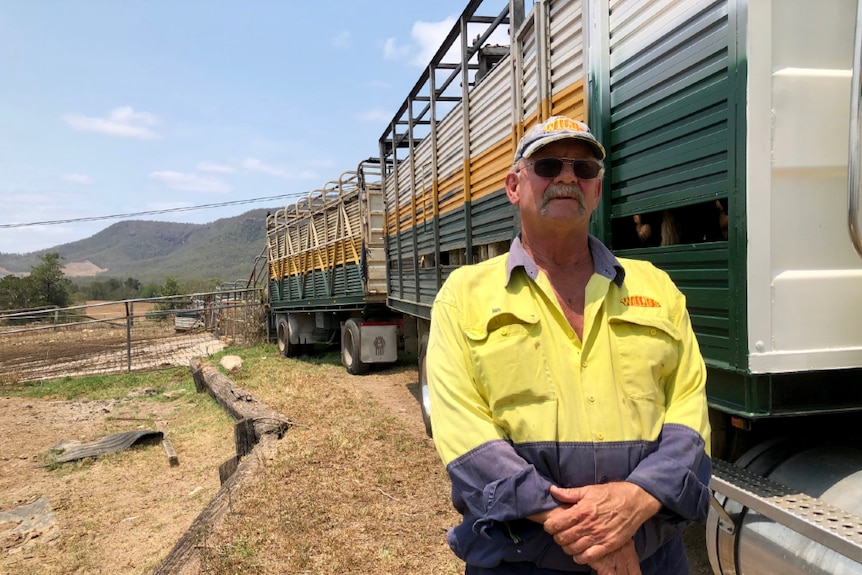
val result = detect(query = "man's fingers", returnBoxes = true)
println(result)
[584,540,642,575]
[549,484,583,504]
[573,543,612,564]
[555,534,593,558]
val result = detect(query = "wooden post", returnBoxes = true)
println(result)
[218,456,238,485]
[234,418,256,458]
[189,358,207,393]
[162,439,179,466]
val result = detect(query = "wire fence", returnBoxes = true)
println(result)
[0,287,267,385]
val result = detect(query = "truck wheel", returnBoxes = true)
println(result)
[342,319,370,375]
[418,333,432,437]
[277,317,298,358]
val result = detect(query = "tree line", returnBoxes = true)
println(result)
[0,252,222,311]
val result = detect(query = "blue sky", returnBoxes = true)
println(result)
[0,0,506,254]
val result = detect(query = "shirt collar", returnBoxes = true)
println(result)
[506,234,625,287]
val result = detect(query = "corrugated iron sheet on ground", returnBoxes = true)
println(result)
[48,430,163,463]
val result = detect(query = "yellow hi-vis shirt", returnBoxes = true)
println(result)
[427,235,711,572]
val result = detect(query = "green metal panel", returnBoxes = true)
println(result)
[269,263,366,308]
[617,243,731,365]
[386,297,432,322]
[386,190,518,313]
[439,206,468,253]
[707,367,862,418]
[470,189,518,245]
[592,0,747,378]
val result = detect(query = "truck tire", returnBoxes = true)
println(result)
[277,317,299,358]
[418,333,432,437]
[342,319,370,375]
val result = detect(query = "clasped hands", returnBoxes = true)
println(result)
[532,481,661,575]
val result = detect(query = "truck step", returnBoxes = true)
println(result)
[711,458,862,564]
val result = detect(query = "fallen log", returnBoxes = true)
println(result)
[152,435,278,575]
[189,357,290,443]
[152,358,291,574]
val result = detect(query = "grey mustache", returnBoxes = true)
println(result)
[542,183,584,205]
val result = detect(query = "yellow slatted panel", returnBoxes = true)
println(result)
[436,170,466,218]
[523,109,542,131]
[549,79,586,121]
[470,138,513,202]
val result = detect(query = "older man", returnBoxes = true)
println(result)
[427,116,712,575]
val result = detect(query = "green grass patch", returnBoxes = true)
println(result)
[4,366,192,401]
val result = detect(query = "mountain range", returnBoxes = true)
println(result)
[0,208,276,285]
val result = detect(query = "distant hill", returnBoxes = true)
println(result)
[0,208,275,284]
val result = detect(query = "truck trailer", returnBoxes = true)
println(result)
[262,0,862,571]
[372,0,862,573]
[265,160,400,375]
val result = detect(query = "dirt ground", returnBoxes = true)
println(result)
[0,301,226,385]
[0,384,236,575]
[0,366,431,575]
[0,362,714,575]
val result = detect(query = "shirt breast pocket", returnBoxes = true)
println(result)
[608,314,680,404]
[464,311,556,440]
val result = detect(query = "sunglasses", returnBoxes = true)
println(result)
[523,158,603,179]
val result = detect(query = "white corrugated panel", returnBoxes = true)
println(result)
[383,175,398,218]
[412,136,434,194]
[518,14,540,120]
[396,163,413,202]
[548,0,585,96]
[365,221,388,293]
[389,158,413,227]
[469,53,512,155]
[435,106,466,180]
[609,0,703,64]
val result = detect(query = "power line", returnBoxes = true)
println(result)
[0,193,304,229]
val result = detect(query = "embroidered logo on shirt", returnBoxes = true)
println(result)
[620,296,660,308]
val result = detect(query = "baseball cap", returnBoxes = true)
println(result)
[513,116,606,163]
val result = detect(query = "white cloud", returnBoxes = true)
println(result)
[149,171,231,193]
[61,173,93,184]
[383,17,456,68]
[241,158,315,180]
[383,37,411,61]
[63,106,160,140]
[383,17,509,69]
[196,161,235,174]
[409,18,455,67]
[332,30,351,49]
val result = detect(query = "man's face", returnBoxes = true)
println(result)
[506,140,603,231]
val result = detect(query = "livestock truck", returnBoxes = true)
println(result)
[372,0,862,573]
[265,160,400,374]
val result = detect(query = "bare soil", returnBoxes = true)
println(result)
[0,384,235,575]
[63,262,109,277]
[0,360,441,575]
[0,301,226,385]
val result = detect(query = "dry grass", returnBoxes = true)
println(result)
[0,369,237,575]
[193,349,464,575]
[0,341,463,574]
